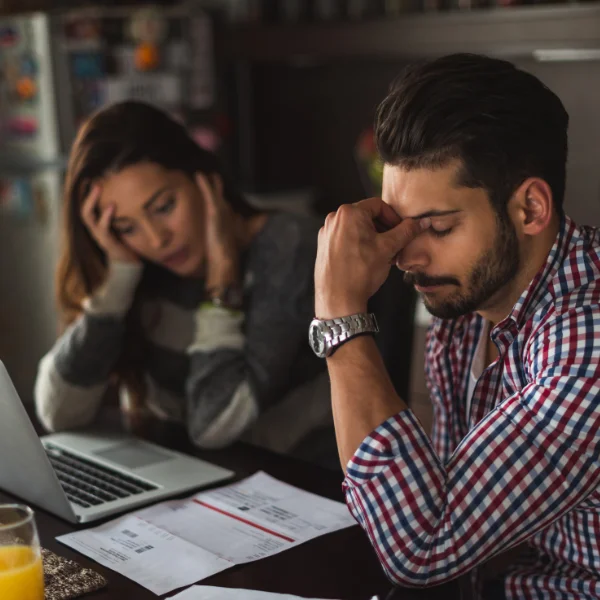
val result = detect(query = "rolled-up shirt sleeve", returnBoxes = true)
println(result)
[343,304,600,588]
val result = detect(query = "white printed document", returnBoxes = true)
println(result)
[168,585,337,600]
[57,472,355,595]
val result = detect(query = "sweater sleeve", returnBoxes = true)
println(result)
[35,261,143,431]
[184,213,321,449]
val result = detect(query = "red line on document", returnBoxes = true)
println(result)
[193,499,296,543]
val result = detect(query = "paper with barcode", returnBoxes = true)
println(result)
[57,471,355,595]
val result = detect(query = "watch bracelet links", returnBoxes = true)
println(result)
[324,313,378,355]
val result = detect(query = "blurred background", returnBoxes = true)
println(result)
[1,0,599,432]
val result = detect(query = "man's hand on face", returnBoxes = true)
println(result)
[315,197,430,319]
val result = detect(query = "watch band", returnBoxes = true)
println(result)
[206,284,244,310]
[318,312,379,357]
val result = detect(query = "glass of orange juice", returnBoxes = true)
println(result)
[0,504,44,600]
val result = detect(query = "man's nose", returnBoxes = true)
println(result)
[395,238,430,272]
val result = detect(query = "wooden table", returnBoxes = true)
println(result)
[0,412,460,600]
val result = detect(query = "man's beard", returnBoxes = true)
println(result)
[404,214,520,320]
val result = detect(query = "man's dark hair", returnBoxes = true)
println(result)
[375,53,569,216]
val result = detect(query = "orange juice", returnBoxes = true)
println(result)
[0,545,44,600]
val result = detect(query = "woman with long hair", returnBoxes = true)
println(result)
[34,101,329,453]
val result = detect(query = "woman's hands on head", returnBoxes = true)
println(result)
[80,183,140,265]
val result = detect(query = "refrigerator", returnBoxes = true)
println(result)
[0,7,217,402]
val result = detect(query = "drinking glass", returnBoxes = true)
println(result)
[0,504,44,600]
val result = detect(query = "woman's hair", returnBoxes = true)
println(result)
[56,101,256,424]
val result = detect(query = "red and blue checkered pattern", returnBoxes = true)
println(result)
[344,216,600,599]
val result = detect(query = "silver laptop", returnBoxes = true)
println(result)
[0,361,234,523]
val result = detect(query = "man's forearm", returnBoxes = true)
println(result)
[326,335,408,470]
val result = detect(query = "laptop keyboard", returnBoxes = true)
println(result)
[44,444,158,509]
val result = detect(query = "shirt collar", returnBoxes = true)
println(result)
[496,214,575,334]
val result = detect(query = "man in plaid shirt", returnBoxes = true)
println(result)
[312,54,600,598]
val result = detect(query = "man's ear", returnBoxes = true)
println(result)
[509,178,554,236]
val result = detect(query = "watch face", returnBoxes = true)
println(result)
[309,320,326,358]
[212,285,243,310]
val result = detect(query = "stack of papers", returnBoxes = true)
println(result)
[58,472,356,595]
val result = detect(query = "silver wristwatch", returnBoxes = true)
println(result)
[308,313,379,358]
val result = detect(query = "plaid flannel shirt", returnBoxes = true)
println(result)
[344,215,600,599]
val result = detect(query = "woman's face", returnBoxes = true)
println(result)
[97,161,207,277]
